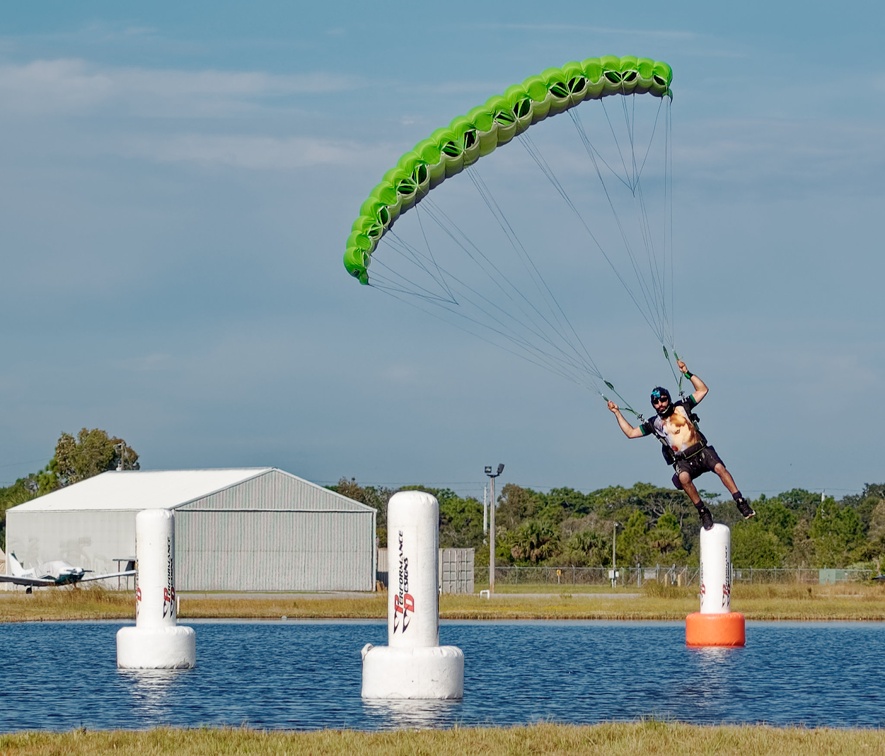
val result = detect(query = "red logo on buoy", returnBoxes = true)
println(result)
[163,586,176,619]
[392,529,415,633]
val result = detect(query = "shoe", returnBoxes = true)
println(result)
[696,504,714,531]
[736,498,756,519]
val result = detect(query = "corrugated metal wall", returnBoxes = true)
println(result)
[376,547,475,594]
[180,469,371,513]
[176,510,375,591]
[5,509,136,575]
[4,469,376,592]
[175,469,376,591]
[439,548,475,594]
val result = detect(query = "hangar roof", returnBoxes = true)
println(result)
[7,468,358,513]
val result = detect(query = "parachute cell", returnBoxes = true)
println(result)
[344,56,672,285]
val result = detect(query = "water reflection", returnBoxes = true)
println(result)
[362,698,462,730]
[683,645,744,721]
[119,669,193,719]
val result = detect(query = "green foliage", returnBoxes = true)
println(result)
[772,488,822,519]
[559,527,607,567]
[325,477,885,570]
[508,518,558,564]
[647,511,689,563]
[40,428,139,493]
[328,478,394,547]
[732,523,787,568]
[617,510,649,566]
[753,499,798,549]
[810,501,865,568]
[496,483,543,530]
[438,496,484,549]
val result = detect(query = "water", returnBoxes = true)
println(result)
[1,620,883,732]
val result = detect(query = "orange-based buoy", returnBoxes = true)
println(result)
[686,523,746,647]
[685,611,746,647]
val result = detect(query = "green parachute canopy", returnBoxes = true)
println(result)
[344,55,672,285]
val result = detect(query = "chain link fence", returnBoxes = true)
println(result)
[474,565,877,587]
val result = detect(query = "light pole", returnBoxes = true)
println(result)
[484,463,504,594]
[611,521,620,588]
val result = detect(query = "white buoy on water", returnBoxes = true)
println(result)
[686,523,745,647]
[117,509,196,669]
[361,491,464,699]
[700,523,732,614]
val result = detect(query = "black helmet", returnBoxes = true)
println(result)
[650,386,674,417]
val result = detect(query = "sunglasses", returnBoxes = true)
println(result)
[651,396,669,404]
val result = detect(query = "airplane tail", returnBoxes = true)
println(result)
[8,552,27,577]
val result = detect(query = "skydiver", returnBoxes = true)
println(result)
[606,359,755,531]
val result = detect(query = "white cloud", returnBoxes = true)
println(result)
[119,132,376,170]
[0,58,361,117]
[679,116,885,197]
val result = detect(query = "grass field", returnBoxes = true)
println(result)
[1,720,882,755]
[2,580,885,623]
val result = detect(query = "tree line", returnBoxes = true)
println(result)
[2,429,883,571]
[330,478,885,571]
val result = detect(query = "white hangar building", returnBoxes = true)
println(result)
[4,468,377,592]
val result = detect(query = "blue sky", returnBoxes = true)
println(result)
[1,1,883,503]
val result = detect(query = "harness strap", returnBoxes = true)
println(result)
[672,441,707,463]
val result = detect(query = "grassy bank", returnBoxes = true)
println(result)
[2,581,885,623]
[1,721,882,755]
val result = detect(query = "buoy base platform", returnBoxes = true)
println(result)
[685,612,746,647]
[361,644,464,699]
[117,625,197,669]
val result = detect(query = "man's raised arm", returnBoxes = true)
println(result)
[608,400,645,439]
[677,359,708,403]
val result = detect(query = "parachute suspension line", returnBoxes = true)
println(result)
[622,94,671,341]
[600,379,643,421]
[661,344,687,398]
[416,192,606,381]
[517,127,661,343]
[601,95,671,344]
[371,218,464,304]
[369,199,608,389]
[463,166,603,378]
[584,94,674,350]
[563,108,668,345]
[369,262,604,393]
[381,227,570,361]
[369,235,460,304]
[414,199,458,303]
[665,98,676,352]
[372,281,603,392]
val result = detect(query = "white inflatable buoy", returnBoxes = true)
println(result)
[117,509,196,668]
[361,491,464,699]
[686,523,746,647]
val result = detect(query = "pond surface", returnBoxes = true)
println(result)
[1,620,883,731]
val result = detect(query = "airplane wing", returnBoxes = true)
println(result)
[0,575,57,587]
[78,570,136,583]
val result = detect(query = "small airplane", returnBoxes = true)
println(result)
[0,552,135,591]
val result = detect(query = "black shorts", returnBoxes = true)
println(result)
[671,445,724,489]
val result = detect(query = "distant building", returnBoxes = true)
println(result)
[3,468,376,592]
[376,547,475,594]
